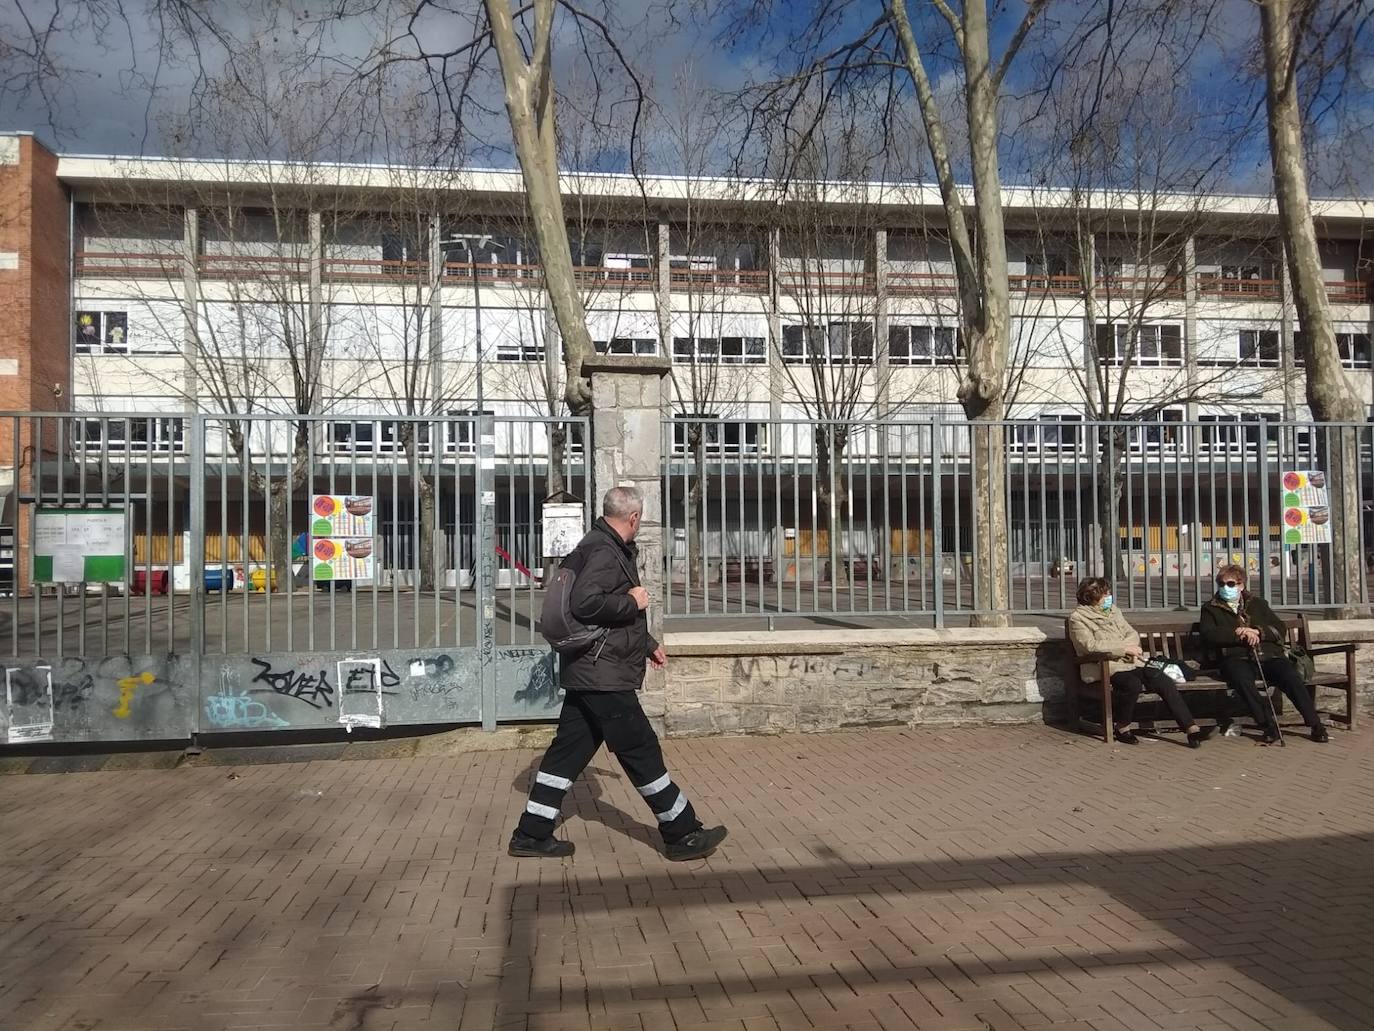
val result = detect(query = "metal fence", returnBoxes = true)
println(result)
[0,412,588,744]
[663,415,1373,624]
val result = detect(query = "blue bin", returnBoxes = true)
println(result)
[204,567,235,593]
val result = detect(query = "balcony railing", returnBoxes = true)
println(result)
[68,249,1374,308]
[1197,274,1281,301]
[74,250,182,279]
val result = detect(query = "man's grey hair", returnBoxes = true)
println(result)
[603,485,644,519]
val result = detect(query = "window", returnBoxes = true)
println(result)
[596,337,657,356]
[381,233,421,263]
[1129,410,1185,451]
[602,254,653,284]
[782,322,873,364]
[76,416,185,453]
[1238,330,1280,367]
[496,338,545,362]
[672,414,765,454]
[75,310,174,355]
[889,324,961,365]
[1293,331,1371,368]
[672,336,764,364]
[1096,323,1183,366]
[446,409,495,453]
[1199,413,1280,452]
[1095,256,1123,286]
[1007,415,1081,453]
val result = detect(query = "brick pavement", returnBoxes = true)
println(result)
[3,724,1374,1030]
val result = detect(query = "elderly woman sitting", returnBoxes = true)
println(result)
[1068,577,1210,747]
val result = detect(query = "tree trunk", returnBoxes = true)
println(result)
[485,0,596,416]
[268,485,292,588]
[815,427,849,588]
[690,431,707,587]
[1261,0,1365,605]
[417,476,437,593]
[1096,427,1128,587]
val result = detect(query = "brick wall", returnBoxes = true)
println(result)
[1,133,71,590]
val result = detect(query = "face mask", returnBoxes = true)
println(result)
[1219,584,1240,602]
[1098,594,1114,611]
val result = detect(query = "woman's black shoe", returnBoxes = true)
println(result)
[1260,727,1281,745]
[1311,724,1330,743]
[1113,729,1139,745]
[1187,729,1211,749]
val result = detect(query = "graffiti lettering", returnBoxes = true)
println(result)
[513,654,560,708]
[407,654,455,678]
[204,691,290,730]
[249,658,334,708]
[112,671,156,719]
[343,659,399,696]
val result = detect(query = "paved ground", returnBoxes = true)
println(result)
[3,724,1374,1030]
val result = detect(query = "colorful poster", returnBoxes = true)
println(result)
[32,508,127,583]
[1281,470,1330,545]
[311,537,374,581]
[310,495,374,538]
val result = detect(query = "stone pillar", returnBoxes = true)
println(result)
[583,353,671,724]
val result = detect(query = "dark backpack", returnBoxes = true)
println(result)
[539,548,607,655]
[539,537,639,656]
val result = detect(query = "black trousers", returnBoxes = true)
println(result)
[516,689,702,844]
[1109,668,1196,730]
[1217,655,1321,730]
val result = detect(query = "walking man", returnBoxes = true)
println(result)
[509,486,728,861]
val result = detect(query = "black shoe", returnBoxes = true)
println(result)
[1311,724,1330,743]
[664,826,728,862]
[1113,729,1139,745]
[1187,727,1213,749]
[1260,727,1281,745]
[508,831,575,858]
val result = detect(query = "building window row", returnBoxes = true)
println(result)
[672,336,766,364]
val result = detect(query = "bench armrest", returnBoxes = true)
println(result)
[1306,644,1356,657]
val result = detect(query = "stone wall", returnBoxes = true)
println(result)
[651,620,1374,737]
[649,629,1075,737]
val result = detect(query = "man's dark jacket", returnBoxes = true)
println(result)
[1199,592,1288,661]
[560,518,658,692]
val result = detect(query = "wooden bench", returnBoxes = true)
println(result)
[1066,616,1357,743]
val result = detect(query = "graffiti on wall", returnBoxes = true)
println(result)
[1,655,186,744]
[248,658,335,709]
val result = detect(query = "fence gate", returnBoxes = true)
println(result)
[0,412,588,746]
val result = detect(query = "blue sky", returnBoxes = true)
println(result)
[0,0,1367,194]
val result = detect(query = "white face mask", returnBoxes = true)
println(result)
[1098,594,1114,611]
[1218,584,1241,602]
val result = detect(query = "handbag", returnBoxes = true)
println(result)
[1287,645,1316,684]
[1145,656,1197,683]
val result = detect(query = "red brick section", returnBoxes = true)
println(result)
[3,725,1374,1030]
[0,133,71,590]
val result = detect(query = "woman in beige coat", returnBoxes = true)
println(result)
[1067,577,1209,747]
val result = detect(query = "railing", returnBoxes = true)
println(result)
[74,250,181,279]
[1197,275,1281,300]
[69,249,1374,309]
[663,415,1373,623]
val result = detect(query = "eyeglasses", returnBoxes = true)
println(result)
[1220,580,1243,587]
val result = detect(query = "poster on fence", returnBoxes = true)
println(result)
[311,494,374,538]
[32,508,127,582]
[311,537,374,581]
[1281,470,1330,545]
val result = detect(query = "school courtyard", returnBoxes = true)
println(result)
[2,722,1372,1031]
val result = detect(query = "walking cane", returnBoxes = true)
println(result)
[1251,644,1285,747]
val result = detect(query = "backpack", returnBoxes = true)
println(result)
[539,548,608,655]
[539,535,639,656]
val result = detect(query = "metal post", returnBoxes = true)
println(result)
[188,414,206,740]
[931,414,944,629]
[1258,416,1272,599]
[478,414,497,730]
[472,250,484,415]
